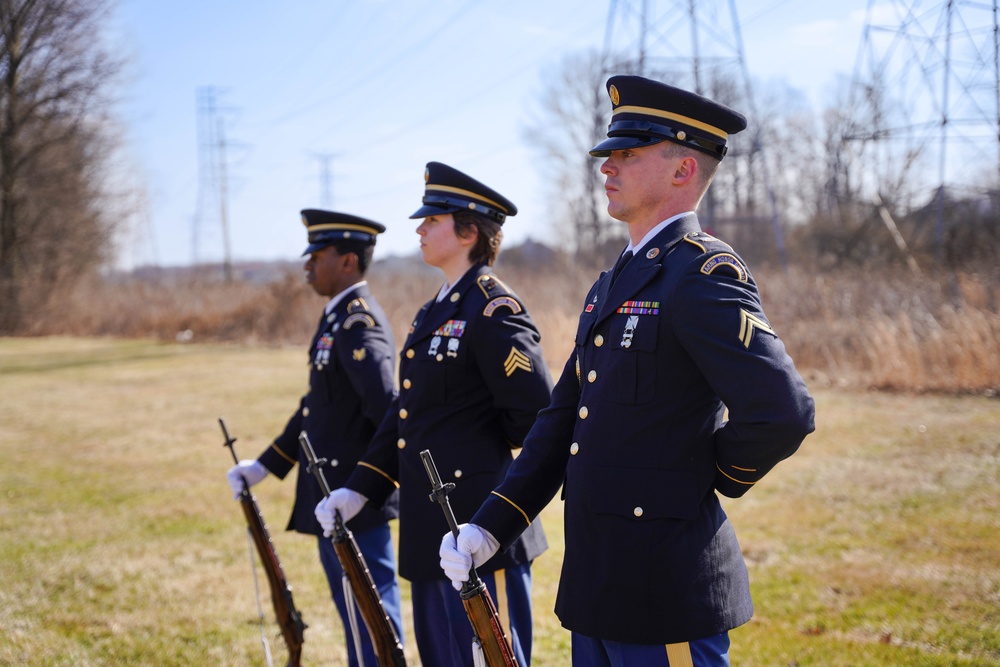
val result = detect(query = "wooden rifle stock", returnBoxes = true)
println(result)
[420,449,518,667]
[221,418,306,667]
[299,431,407,667]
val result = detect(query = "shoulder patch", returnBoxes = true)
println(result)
[683,230,734,253]
[347,297,369,314]
[700,253,748,282]
[476,274,512,299]
[483,295,523,317]
[343,313,376,329]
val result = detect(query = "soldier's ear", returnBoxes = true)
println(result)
[673,156,698,184]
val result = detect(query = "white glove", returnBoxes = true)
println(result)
[439,523,500,591]
[314,488,368,537]
[226,459,269,499]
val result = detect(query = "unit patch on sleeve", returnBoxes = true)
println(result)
[483,296,522,317]
[738,308,776,348]
[503,347,533,377]
[343,313,376,329]
[701,253,748,282]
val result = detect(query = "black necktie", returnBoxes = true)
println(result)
[611,249,633,284]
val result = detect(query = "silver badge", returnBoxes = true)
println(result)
[621,315,639,348]
[428,335,441,356]
[447,337,460,358]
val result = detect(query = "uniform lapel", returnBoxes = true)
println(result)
[596,215,702,323]
[406,265,485,345]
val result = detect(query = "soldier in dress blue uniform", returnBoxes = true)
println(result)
[227,209,404,667]
[315,162,554,666]
[439,76,817,666]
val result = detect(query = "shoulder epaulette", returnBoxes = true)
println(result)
[343,297,376,328]
[682,230,734,253]
[476,274,511,299]
[347,297,369,313]
[477,274,523,317]
[683,232,747,281]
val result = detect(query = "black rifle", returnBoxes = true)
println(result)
[221,418,306,667]
[420,449,518,667]
[298,431,407,667]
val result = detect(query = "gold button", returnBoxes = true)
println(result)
[406,349,415,359]
[570,442,579,455]
[403,379,412,389]
[587,370,597,383]
[330,459,339,467]
[302,407,310,417]
[454,469,463,478]
[450,293,460,303]
[399,409,408,419]
[436,354,443,362]
[397,438,406,449]
[579,406,589,419]
[634,507,643,517]
[594,334,604,347]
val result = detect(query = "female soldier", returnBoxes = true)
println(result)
[316,162,553,666]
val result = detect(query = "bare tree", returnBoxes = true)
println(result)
[0,0,121,333]
[522,50,625,264]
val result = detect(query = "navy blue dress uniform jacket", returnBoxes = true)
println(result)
[348,263,553,582]
[472,215,816,645]
[259,283,399,536]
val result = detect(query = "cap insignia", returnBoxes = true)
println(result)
[424,167,430,182]
[609,84,620,106]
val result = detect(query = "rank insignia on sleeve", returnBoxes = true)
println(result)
[352,348,367,362]
[483,296,522,317]
[739,308,776,348]
[434,320,467,337]
[701,253,748,282]
[617,300,660,315]
[503,347,533,377]
[343,313,376,329]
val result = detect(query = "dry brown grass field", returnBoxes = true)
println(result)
[28,255,1000,395]
[0,338,997,665]
[1,255,998,664]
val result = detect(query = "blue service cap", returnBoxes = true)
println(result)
[409,161,517,225]
[301,209,385,255]
[590,75,747,160]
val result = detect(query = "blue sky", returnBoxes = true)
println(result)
[111,0,872,268]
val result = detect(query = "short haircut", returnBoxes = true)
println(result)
[331,240,375,275]
[660,141,721,187]
[453,209,503,266]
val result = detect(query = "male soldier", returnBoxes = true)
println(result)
[439,76,816,666]
[227,210,404,667]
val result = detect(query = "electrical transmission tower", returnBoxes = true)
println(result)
[194,86,235,281]
[846,0,1000,262]
[310,152,340,208]
[601,0,787,267]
